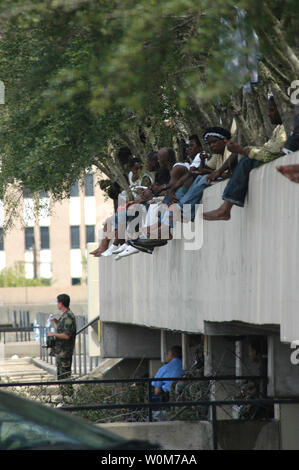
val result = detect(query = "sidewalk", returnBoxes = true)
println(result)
[0,357,53,383]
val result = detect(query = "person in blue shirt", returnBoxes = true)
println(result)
[151,345,185,400]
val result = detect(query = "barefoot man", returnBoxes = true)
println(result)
[203,95,286,221]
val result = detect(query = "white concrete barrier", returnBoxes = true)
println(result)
[99,152,299,343]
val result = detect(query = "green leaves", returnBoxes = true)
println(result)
[0,0,297,218]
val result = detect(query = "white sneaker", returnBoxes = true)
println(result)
[113,243,129,254]
[114,246,140,260]
[101,244,119,257]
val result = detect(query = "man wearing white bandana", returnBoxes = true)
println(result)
[133,127,235,246]
[163,127,234,223]
[203,96,286,221]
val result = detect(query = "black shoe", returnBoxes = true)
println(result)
[133,238,168,248]
[127,239,154,254]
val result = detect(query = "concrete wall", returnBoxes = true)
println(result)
[280,404,299,449]
[87,242,101,357]
[99,152,299,344]
[268,335,299,397]
[1,341,40,358]
[99,420,280,450]
[0,285,87,307]
[100,323,161,358]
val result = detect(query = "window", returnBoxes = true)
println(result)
[0,228,4,251]
[40,227,50,249]
[70,226,80,249]
[25,227,35,250]
[39,190,48,198]
[85,225,95,244]
[71,278,81,286]
[85,173,94,196]
[70,182,79,197]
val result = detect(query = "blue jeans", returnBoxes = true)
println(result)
[164,186,187,205]
[113,209,128,230]
[161,175,211,226]
[178,174,211,220]
[222,156,263,207]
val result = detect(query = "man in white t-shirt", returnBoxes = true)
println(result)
[188,134,209,171]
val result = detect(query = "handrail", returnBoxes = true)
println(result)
[76,316,99,336]
[0,375,267,387]
[0,376,290,450]
[0,327,33,332]
[0,325,33,343]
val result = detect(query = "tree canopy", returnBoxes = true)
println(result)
[0,0,298,226]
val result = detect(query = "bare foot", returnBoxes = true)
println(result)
[203,208,231,221]
[277,164,299,183]
[93,250,104,257]
[89,249,104,257]
[89,248,100,255]
[89,240,110,256]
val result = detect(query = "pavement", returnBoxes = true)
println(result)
[0,357,54,383]
[0,357,65,405]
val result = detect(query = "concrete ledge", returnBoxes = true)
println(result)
[0,285,87,306]
[32,357,57,377]
[1,341,40,359]
[99,421,213,450]
[98,420,280,450]
[99,152,299,343]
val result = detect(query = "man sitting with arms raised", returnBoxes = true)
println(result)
[168,127,234,211]
[203,95,286,221]
[134,128,234,247]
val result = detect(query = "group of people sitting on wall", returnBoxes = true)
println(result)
[90,95,299,259]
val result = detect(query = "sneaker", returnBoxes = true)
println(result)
[127,239,154,254]
[136,238,168,247]
[101,244,119,257]
[114,246,140,260]
[113,243,129,254]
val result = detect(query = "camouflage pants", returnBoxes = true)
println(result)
[56,356,73,398]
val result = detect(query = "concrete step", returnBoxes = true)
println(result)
[0,358,54,384]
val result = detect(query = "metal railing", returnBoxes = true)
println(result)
[0,326,33,344]
[74,316,100,377]
[0,311,32,343]
[0,374,281,450]
[37,313,100,377]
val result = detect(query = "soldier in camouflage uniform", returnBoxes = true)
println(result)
[47,294,76,398]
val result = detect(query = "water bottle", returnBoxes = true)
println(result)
[33,319,40,342]
[44,316,50,341]
[45,314,56,341]
[49,314,56,332]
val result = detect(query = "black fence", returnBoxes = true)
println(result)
[0,374,286,450]
[0,311,32,343]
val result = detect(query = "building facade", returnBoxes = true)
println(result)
[0,170,113,289]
